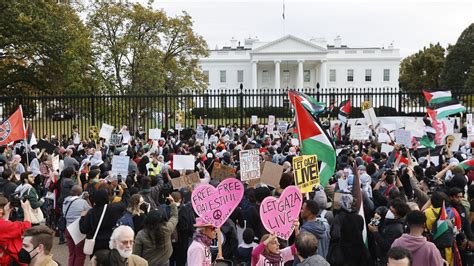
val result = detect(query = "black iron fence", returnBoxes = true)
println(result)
[1,87,472,138]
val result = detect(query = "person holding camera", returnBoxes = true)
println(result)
[14,172,44,224]
[368,198,410,265]
[0,195,32,265]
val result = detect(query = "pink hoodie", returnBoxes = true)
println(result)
[391,234,444,266]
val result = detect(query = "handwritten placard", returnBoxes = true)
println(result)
[268,115,275,126]
[260,186,303,240]
[122,130,131,143]
[292,155,320,193]
[251,115,258,125]
[99,123,114,139]
[110,134,122,145]
[111,155,130,176]
[239,149,261,181]
[395,129,412,148]
[211,162,237,180]
[196,129,205,141]
[191,178,244,227]
[170,172,201,189]
[350,125,371,140]
[278,121,288,134]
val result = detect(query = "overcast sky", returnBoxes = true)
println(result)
[132,0,473,57]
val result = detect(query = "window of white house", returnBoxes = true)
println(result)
[203,71,209,83]
[329,69,336,82]
[237,70,244,83]
[262,70,269,83]
[365,69,372,82]
[304,70,310,82]
[383,69,390,81]
[347,69,354,82]
[220,70,226,83]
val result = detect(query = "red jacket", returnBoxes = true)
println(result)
[0,218,31,266]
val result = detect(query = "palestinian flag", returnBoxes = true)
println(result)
[338,99,351,123]
[289,91,336,187]
[433,201,449,240]
[460,158,474,171]
[423,90,466,119]
[288,90,326,117]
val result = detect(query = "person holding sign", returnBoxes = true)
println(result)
[251,223,299,266]
[187,217,217,266]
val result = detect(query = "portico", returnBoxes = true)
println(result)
[250,35,328,91]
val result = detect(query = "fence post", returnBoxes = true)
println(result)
[91,95,96,126]
[164,92,169,130]
[239,83,244,128]
[397,88,402,114]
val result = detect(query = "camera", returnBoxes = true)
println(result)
[369,218,380,226]
[9,192,27,208]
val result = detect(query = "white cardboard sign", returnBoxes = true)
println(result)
[99,123,114,139]
[268,115,275,126]
[173,155,195,170]
[149,129,162,140]
[381,143,394,155]
[378,133,391,143]
[122,130,131,143]
[251,115,258,125]
[362,108,378,126]
[239,149,261,181]
[350,125,371,140]
[111,155,130,176]
[395,129,412,147]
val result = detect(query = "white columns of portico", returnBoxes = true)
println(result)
[297,60,304,89]
[252,61,258,92]
[319,60,327,89]
[274,60,281,90]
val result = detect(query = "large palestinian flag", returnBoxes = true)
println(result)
[289,91,336,187]
[423,90,465,119]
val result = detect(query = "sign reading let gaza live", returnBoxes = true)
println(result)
[292,155,320,193]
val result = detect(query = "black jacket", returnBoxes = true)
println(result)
[373,218,405,263]
[79,202,125,254]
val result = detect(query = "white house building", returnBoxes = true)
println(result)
[199,35,401,92]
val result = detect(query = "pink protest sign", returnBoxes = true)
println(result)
[259,186,303,240]
[191,178,244,227]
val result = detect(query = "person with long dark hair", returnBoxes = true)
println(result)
[133,195,178,266]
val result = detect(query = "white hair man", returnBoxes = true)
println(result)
[92,226,148,266]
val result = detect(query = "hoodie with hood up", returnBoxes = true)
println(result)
[391,234,444,266]
[300,219,330,258]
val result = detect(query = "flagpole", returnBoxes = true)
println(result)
[18,105,30,167]
[290,91,303,150]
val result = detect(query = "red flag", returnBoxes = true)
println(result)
[0,107,26,146]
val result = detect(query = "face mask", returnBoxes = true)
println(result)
[117,248,133,258]
[18,246,38,264]
[385,210,395,220]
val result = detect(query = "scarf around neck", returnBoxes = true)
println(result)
[193,231,212,247]
[263,251,282,265]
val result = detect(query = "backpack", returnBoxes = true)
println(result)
[430,207,455,249]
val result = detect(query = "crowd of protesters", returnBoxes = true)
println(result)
[0,120,473,266]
